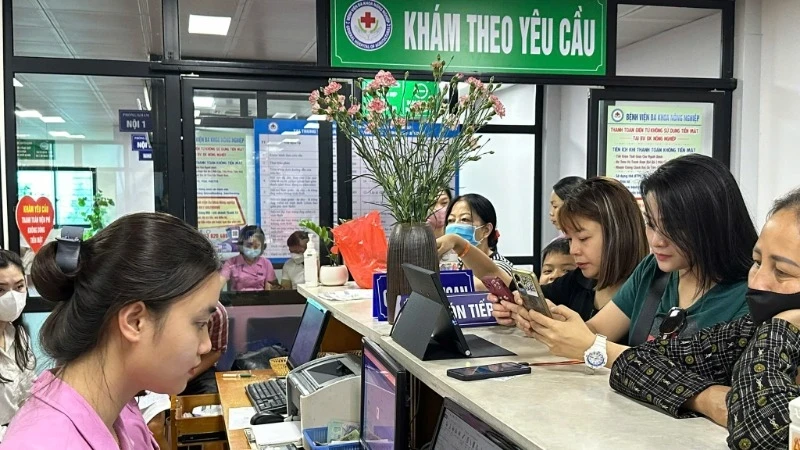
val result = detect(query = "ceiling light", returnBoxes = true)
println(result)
[13,78,23,88]
[272,112,297,119]
[16,134,30,138]
[307,114,327,121]
[68,134,85,139]
[194,110,201,118]
[194,118,201,125]
[193,96,215,108]
[188,14,232,36]
[143,86,151,111]
[40,116,65,123]
[48,131,70,137]
[15,110,41,118]
[281,131,301,135]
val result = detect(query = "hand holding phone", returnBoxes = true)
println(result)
[480,276,514,301]
[518,287,553,319]
[446,362,531,381]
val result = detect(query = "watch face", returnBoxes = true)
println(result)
[586,350,606,368]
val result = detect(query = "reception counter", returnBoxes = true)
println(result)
[298,284,727,449]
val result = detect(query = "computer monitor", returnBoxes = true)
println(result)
[287,299,330,370]
[360,338,409,450]
[431,398,522,450]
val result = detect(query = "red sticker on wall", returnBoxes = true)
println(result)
[16,196,55,253]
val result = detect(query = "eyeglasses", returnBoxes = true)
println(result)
[658,307,687,340]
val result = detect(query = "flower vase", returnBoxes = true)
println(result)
[386,223,438,324]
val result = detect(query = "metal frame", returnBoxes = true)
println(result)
[586,88,731,177]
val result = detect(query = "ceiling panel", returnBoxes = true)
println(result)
[617,5,719,48]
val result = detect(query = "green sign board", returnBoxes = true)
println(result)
[361,78,437,115]
[331,0,606,75]
[17,139,54,161]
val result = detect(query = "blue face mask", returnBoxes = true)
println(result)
[242,247,262,260]
[445,223,485,246]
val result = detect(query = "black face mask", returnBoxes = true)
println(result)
[746,288,800,326]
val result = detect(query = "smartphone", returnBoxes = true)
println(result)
[512,269,552,318]
[480,276,514,301]
[446,362,531,381]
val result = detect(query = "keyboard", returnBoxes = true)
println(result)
[246,378,288,414]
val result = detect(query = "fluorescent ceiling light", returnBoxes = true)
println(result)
[13,78,23,88]
[68,134,85,139]
[194,118,201,125]
[194,109,201,118]
[16,134,30,138]
[193,96,215,108]
[281,130,301,135]
[188,14,232,36]
[40,116,65,123]
[48,131,71,137]
[272,112,297,119]
[307,114,327,121]
[304,122,320,129]
[15,110,41,118]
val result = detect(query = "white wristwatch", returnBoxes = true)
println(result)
[583,334,608,371]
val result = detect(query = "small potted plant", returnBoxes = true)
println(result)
[299,219,349,286]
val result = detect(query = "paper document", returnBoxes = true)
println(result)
[317,290,372,301]
[252,420,302,446]
[228,407,256,430]
[136,392,171,423]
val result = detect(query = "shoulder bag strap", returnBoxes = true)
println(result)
[629,269,670,347]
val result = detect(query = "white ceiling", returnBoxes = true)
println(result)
[617,5,719,48]
[10,2,721,142]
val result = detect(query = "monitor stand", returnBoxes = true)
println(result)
[391,294,515,361]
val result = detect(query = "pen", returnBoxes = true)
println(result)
[222,373,253,378]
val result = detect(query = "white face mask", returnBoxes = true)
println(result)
[290,252,304,263]
[0,290,26,322]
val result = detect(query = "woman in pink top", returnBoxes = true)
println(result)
[219,225,277,291]
[1,213,223,449]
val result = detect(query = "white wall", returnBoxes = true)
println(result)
[616,13,722,79]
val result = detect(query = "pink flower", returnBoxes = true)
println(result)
[367,121,379,134]
[309,90,320,105]
[337,94,346,105]
[393,118,407,127]
[366,80,381,93]
[311,104,321,114]
[490,95,506,118]
[374,70,397,88]
[409,101,424,114]
[367,98,386,114]
[467,77,485,92]
[323,81,343,95]
[455,73,464,80]
[347,104,360,116]
[458,95,469,106]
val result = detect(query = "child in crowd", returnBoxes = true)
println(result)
[0,250,35,440]
[1,213,223,448]
[539,238,575,285]
[281,231,309,289]
[219,225,277,291]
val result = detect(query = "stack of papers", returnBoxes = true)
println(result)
[317,290,372,301]
[252,421,302,446]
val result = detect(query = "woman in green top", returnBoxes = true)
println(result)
[508,154,757,368]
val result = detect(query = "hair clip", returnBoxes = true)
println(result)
[55,226,84,273]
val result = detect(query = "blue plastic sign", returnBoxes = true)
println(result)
[119,110,153,132]
[394,292,497,328]
[131,134,151,151]
[372,270,475,321]
[138,150,153,161]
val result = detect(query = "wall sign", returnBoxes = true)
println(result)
[331,0,606,75]
[119,110,153,132]
[16,196,54,253]
[17,139,54,161]
[132,134,151,151]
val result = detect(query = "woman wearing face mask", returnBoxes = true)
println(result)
[281,231,309,289]
[509,155,757,375]
[435,194,513,289]
[0,250,34,436]
[610,188,800,450]
[219,225,277,292]
[1,213,222,449]
[427,188,453,239]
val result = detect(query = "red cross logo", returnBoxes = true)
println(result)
[360,12,377,29]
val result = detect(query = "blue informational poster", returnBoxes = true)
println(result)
[254,120,320,264]
[372,270,475,321]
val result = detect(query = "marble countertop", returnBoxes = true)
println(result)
[297,284,728,449]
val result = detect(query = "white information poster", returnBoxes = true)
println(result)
[255,120,320,260]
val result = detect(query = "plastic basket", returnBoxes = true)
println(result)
[303,427,361,450]
[269,352,349,377]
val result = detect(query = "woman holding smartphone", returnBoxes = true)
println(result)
[447,177,649,321]
[509,154,757,370]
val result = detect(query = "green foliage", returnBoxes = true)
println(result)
[77,190,115,239]
[299,219,340,266]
